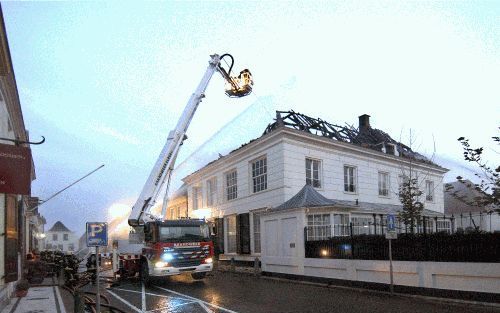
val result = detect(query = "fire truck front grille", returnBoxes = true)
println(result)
[166,245,210,268]
[171,259,202,268]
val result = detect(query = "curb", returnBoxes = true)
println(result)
[260,275,500,309]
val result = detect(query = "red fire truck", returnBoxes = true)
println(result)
[114,54,253,282]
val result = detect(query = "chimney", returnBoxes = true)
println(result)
[358,114,371,132]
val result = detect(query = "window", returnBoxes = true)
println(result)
[192,187,202,210]
[351,216,372,235]
[333,214,349,236]
[253,212,261,253]
[58,244,63,251]
[52,234,58,241]
[252,157,267,193]
[63,234,69,241]
[344,166,357,193]
[425,180,434,202]
[226,215,237,253]
[226,170,238,201]
[307,214,330,240]
[207,177,217,206]
[436,220,451,233]
[378,172,389,196]
[68,244,74,251]
[305,158,322,188]
[176,206,182,219]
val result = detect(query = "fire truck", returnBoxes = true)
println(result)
[113,54,253,283]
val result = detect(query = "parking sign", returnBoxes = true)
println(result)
[86,222,108,247]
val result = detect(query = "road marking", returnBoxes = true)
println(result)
[110,287,192,302]
[154,286,239,313]
[107,289,142,313]
[55,287,67,313]
[198,301,215,313]
[142,283,146,312]
[145,300,198,313]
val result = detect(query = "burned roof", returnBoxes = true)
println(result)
[183,110,443,181]
[263,110,433,164]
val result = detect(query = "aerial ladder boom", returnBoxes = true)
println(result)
[128,54,253,227]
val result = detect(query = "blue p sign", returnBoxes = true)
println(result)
[86,222,108,247]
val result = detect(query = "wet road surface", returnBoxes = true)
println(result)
[97,271,500,313]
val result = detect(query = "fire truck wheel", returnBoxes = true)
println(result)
[140,261,151,285]
[191,272,207,280]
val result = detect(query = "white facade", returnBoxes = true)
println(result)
[183,122,448,259]
[44,222,79,253]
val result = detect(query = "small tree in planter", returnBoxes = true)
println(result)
[15,279,30,297]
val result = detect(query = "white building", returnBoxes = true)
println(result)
[179,111,448,261]
[44,221,79,253]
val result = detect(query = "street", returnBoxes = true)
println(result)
[78,271,500,313]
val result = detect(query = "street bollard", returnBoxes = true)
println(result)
[74,290,85,313]
[254,257,260,276]
[230,257,235,272]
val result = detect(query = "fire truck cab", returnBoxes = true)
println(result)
[140,219,214,281]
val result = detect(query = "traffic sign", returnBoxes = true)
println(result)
[385,231,397,240]
[387,214,396,232]
[86,222,108,247]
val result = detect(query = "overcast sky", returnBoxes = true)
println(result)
[3,1,499,235]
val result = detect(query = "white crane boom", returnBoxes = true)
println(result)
[128,54,252,227]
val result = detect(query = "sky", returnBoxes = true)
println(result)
[2,1,499,235]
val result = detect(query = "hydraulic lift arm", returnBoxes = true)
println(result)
[128,54,253,227]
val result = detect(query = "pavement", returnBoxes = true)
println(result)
[1,279,66,313]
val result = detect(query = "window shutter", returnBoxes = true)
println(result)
[4,195,19,283]
[237,213,250,254]
[215,218,224,255]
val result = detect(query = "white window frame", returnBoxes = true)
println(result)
[252,212,261,254]
[425,180,434,202]
[225,215,237,254]
[306,212,350,240]
[206,177,217,207]
[378,172,390,197]
[251,156,267,193]
[307,214,330,240]
[305,158,322,188]
[343,165,357,193]
[225,169,238,201]
[436,220,451,233]
[351,216,372,235]
[192,186,202,210]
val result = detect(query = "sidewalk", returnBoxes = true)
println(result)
[1,278,67,313]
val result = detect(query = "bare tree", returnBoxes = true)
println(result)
[447,130,499,211]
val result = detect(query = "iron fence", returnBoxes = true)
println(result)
[304,226,500,262]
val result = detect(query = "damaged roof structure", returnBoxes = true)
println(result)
[263,110,433,165]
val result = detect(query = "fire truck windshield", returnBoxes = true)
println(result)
[159,225,210,242]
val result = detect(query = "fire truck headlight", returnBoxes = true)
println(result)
[204,257,213,264]
[161,253,174,262]
[155,261,167,268]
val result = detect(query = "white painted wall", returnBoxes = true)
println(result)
[44,231,79,252]
[261,209,500,294]
[183,128,447,257]
[282,137,445,213]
